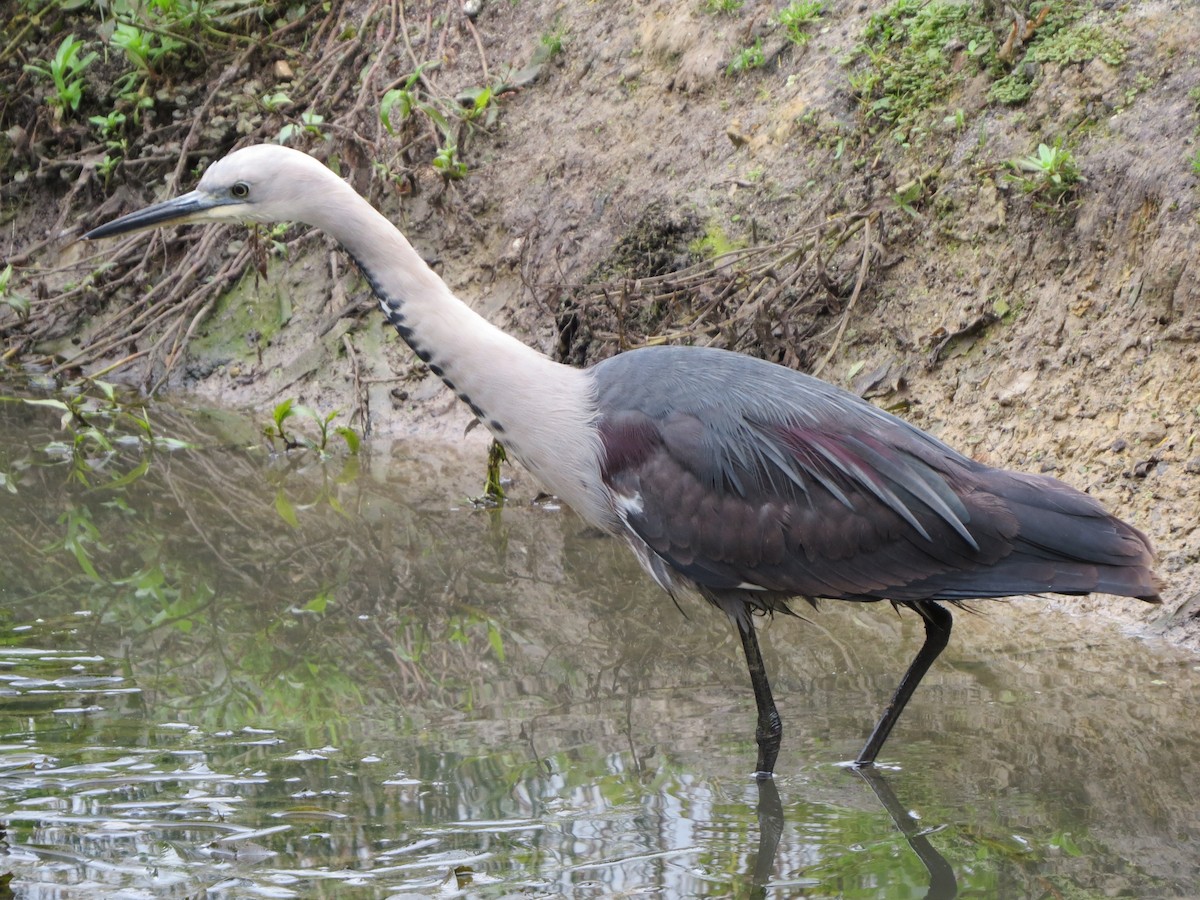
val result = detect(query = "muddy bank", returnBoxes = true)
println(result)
[2,0,1197,645]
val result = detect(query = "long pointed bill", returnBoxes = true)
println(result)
[84,191,235,240]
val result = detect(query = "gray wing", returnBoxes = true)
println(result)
[591,346,1158,603]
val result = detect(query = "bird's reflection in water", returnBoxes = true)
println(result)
[748,770,957,899]
[749,777,785,897]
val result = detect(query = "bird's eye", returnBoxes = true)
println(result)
[231,181,250,198]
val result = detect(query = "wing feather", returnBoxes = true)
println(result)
[593,346,1159,604]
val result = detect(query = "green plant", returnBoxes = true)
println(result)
[262,398,360,456]
[17,381,190,489]
[851,1,991,144]
[89,110,130,185]
[458,85,498,128]
[381,62,509,181]
[134,0,214,33]
[277,111,327,144]
[704,0,743,14]
[111,21,184,77]
[943,107,966,131]
[989,72,1034,105]
[1027,22,1126,67]
[892,178,927,217]
[726,39,765,76]
[483,439,507,503]
[1009,139,1080,205]
[0,264,30,321]
[261,91,292,112]
[1189,147,1200,177]
[446,612,506,663]
[23,34,98,117]
[433,143,468,180]
[539,26,566,57]
[381,68,441,135]
[90,109,127,141]
[779,1,824,45]
[382,67,467,138]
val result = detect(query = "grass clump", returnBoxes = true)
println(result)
[779,1,824,45]
[989,72,1035,105]
[23,34,97,119]
[850,0,991,144]
[703,0,743,14]
[1027,21,1127,67]
[726,39,765,76]
[989,7,1127,105]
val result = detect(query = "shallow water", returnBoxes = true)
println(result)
[1,386,1198,898]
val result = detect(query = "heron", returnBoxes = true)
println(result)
[85,144,1161,777]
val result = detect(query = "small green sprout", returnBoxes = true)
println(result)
[263,398,360,456]
[778,1,824,45]
[24,34,98,116]
[1010,139,1081,205]
[1,264,30,321]
[726,39,765,76]
[433,144,468,180]
[704,0,743,14]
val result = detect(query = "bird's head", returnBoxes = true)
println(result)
[85,144,340,240]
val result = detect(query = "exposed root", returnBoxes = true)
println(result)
[2,0,491,392]
[544,200,884,374]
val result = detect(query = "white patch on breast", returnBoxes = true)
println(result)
[613,490,644,519]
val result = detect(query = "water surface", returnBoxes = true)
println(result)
[0,385,1197,897]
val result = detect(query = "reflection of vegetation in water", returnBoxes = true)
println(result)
[13,379,191,487]
[0,385,1192,898]
[0,382,507,740]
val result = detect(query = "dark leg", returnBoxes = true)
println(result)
[855,600,953,767]
[737,615,782,779]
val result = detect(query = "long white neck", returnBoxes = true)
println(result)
[308,188,615,529]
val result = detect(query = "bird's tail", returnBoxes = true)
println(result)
[933,467,1161,603]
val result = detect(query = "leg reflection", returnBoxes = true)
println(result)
[747,771,957,899]
[853,766,958,900]
[749,777,783,896]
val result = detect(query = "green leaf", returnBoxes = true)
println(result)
[293,404,321,425]
[153,437,195,451]
[487,622,506,663]
[23,398,71,412]
[302,592,332,614]
[380,88,415,134]
[1056,831,1083,857]
[334,426,360,454]
[273,398,295,429]
[96,457,150,492]
[23,397,73,430]
[275,489,299,527]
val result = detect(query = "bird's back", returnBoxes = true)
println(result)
[590,346,1159,606]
